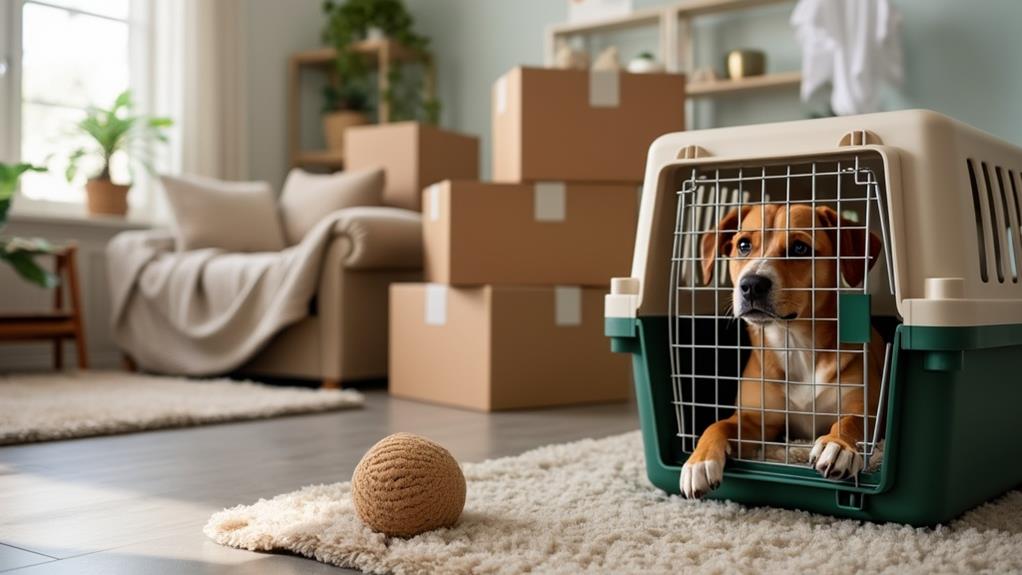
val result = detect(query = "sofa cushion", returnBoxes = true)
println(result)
[278,168,385,245]
[161,174,286,252]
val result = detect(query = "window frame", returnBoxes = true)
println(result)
[2,0,158,222]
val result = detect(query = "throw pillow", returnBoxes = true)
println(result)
[278,168,385,244]
[161,174,287,252]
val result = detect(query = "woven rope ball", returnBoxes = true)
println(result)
[352,433,466,537]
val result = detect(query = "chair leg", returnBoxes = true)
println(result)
[122,354,138,373]
[53,256,65,370]
[53,338,63,369]
[65,247,88,370]
[322,378,341,390]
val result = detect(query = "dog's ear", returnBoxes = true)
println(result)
[816,206,883,288]
[700,207,748,286]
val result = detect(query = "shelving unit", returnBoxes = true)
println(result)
[688,70,801,97]
[546,0,800,109]
[287,39,435,170]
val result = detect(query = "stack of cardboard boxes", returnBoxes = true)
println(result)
[390,66,686,411]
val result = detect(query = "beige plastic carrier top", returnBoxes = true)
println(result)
[608,109,1022,327]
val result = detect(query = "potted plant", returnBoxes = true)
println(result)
[322,0,440,124]
[322,82,372,153]
[627,51,665,74]
[65,90,173,217]
[0,163,58,287]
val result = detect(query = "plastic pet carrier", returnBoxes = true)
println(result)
[606,110,1022,526]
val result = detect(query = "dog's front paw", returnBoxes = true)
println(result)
[680,449,725,499]
[809,434,863,480]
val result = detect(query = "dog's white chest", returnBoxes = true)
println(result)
[764,327,838,438]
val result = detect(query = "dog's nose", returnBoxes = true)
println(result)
[739,275,772,299]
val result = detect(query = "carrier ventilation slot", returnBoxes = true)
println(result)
[1011,170,1022,282]
[967,159,1022,284]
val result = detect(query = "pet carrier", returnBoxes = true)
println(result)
[606,110,1022,526]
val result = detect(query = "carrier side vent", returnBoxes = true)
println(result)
[967,159,1022,284]
[1010,169,1022,283]
[967,160,990,283]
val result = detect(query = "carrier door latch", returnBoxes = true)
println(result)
[839,293,872,344]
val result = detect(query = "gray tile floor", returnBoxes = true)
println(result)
[0,390,639,573]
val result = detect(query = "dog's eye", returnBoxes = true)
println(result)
[736,238,752,256]
[790,241,811,257]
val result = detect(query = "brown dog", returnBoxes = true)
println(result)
[680,203,885,499]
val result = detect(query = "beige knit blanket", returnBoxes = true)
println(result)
[107,208,418,375]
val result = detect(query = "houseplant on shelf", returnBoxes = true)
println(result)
[65,90,173,217]
[0,163,58,288]
[321,0,441,124]
[322,82,372,153]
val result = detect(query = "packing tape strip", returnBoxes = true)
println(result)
[589,69,620,108]
[425,284,448,326]
[496,76,508,115]
[554,286,582,326]
[534,182,566,222]
[427,183,442,222]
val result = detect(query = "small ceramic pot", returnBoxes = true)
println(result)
[322,110,371,153]
[627,56,664,74]
[725,49,766,79]
[85,178,130,216]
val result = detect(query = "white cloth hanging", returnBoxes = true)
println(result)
[791,0,903,116]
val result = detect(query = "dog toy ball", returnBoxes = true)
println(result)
[352,432,466,537]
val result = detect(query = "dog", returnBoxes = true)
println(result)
[680,202,885,499]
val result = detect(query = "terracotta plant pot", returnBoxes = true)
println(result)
[85,178,131,216]
[323,110,370,153]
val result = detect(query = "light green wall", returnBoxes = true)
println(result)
[252,0,1022,186]
[405,0,1022,179]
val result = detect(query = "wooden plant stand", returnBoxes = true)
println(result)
[0,245,88,369]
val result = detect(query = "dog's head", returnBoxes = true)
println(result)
[700,203,882,325]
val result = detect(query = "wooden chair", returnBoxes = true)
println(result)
[0,245,88,369]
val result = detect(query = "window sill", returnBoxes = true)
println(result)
[9,205,157,232]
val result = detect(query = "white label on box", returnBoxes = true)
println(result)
[555,286,583,326]
[427,183,441,221]
[534,182,566,222]
[496,76,508,115]
[589,69,620,108]
[425,284,448,326]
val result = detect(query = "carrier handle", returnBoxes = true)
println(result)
[676,145,711,160]
[838,130,883,147]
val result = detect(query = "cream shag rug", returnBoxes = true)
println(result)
[206,431,1022,575]
[0,371,362,445]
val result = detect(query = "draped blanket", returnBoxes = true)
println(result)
[108,212,362,375]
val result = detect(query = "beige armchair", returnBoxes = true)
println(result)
[240,207,422,388]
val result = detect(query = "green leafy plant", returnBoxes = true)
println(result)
[321,0,439,123]
[0,163,59,288]
[322,82,372,114]
[65,90,173,184]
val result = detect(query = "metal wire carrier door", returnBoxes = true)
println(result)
[667,154,895,485]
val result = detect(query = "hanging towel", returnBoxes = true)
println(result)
[791,0,903,116]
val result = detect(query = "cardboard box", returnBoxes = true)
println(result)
[492,67,685,184]
[423,180,638,286]
[389,283,631,411]
[345,122,480,211]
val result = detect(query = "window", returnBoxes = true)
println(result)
[1,0,154,215]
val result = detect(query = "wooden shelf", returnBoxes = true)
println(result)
[288,39,436,170]
[687,71,801,97]
[291,39,427,68]
[548,6,665,36]
[672,0,792,17]
[292,150,346,169]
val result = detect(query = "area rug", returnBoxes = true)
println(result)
[0,371,363,445]
[206,431,1022,575]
